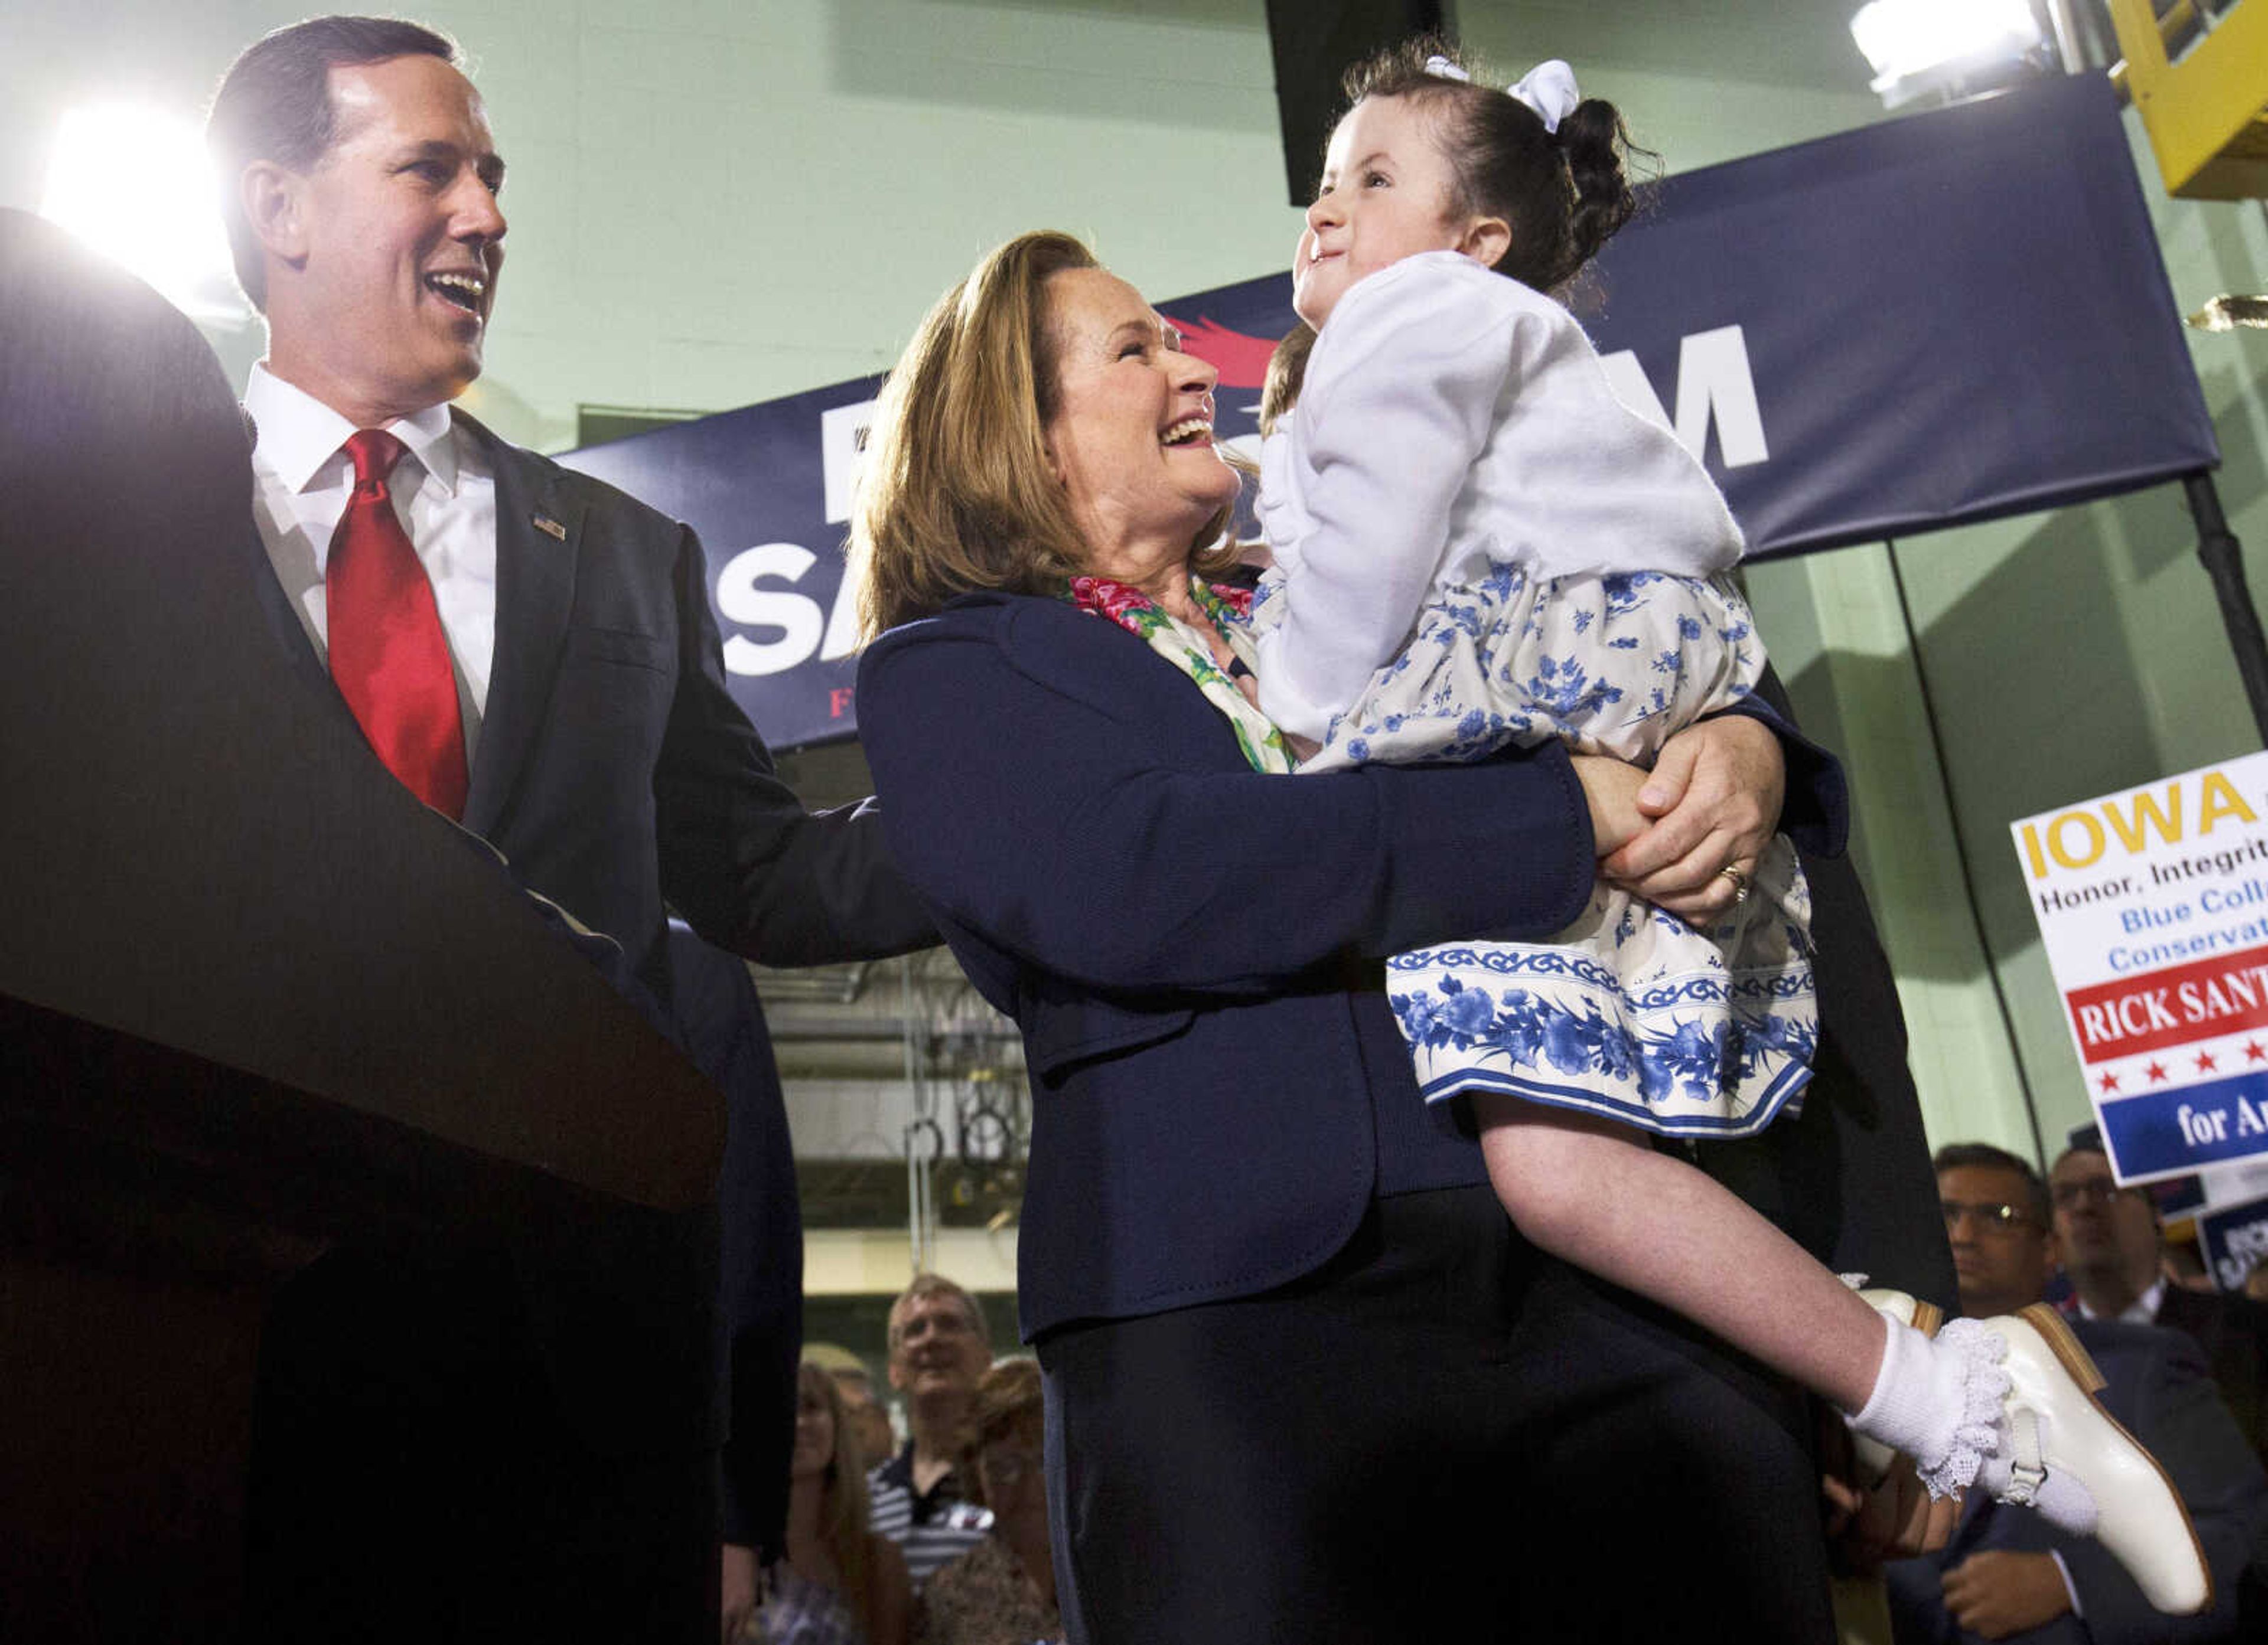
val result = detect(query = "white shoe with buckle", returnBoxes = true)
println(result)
[1976,1304,2211,1617]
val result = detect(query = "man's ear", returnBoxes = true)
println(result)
[241,162,308,267]
[1459,215,1511,273]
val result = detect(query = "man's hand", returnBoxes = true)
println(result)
[720,1542,761,1643]
[1821,1455,1959,1571]
[1599,716,1784,921]
[1941,1549,2073,1639]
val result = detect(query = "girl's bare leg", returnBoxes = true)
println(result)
[1472,1093,1884,1412]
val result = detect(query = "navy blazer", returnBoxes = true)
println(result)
[2158,1283,2268,1471]
[448,417,935,985]
[667,921,801,1561]
[1885,1319,2268,1645]
[856,590,1842,1340]
[245,411,932,987]
[246,414,934,1457]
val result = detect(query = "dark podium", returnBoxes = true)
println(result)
[0,210,726,1638]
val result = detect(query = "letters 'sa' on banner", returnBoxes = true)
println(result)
[563,73,2215,752]
[2016,753,2268,1184]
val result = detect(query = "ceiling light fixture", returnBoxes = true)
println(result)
[1850,0,2049,109]
[39,103,250,328]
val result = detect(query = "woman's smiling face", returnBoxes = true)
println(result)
[1040,266,1238,578]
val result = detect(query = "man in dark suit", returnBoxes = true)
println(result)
[667,922,810,1640]
[1885,1145,2268,1643]
[205,18,931,1641]
[2052,1143,2268,1470]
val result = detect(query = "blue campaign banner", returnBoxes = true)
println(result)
[562,373,887,749]
[561,72,2216,752]
[2200,1194,2268,1291]
[2098,1072,2268,1180]
[2067,1119,2207,1214]
[1583,71,2216,559]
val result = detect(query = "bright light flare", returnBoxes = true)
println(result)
[1850,0,2045,105]
[39,102,250,327]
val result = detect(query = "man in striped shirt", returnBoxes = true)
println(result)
[868,1275,994,1587]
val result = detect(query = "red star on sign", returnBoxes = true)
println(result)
[2198,1050,2221,1074]
[2147,1060,2171,1083]
[2247,1041,2266,1063]
[2098,1070,2122,1094]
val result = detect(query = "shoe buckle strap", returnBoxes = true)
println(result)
[2003,1406,2047,1506]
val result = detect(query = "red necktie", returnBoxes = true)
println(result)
[325,429,469,818]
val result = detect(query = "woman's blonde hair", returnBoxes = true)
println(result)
[797,1359,882,1637]
[958,1357,1045,1509]
[848,230,1239,640]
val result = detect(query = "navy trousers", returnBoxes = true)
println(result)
[1041,1184,1839,1644]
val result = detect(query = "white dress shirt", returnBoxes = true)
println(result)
[244,363,498,765]
[2075,1275,2167,1326]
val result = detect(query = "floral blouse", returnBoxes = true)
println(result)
[913,1535,1060,1645]
[1064,574,1291,775]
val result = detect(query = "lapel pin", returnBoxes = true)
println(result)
[532,513,568,541]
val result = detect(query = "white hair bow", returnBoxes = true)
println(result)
[1508,59,1581,134]
[1421,54,1469,83]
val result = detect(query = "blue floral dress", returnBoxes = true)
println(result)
[1242,250,1818,1138]
[1247,562,1817,1137]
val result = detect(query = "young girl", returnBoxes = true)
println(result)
[1245,39,2207,1611]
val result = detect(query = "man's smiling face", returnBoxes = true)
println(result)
[887,1290,988,1403]
[265,52,506,425]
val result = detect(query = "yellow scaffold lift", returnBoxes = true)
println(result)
[2107,0,2268,198]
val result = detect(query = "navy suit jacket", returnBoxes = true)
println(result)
[1885,1319,2268,1645]
[665,921,800,1561]
[2158,1283,2268,1472]
[856,590,1845,1340]
[451,417,931,987]
[246,414,934,1458]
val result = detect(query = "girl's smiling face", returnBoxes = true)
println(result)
[1295,94,1496,329]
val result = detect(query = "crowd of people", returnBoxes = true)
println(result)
[750,1280,1058,1645]
[773,1173,2268,1645]
[118,9,2268,1642]
[1885,1142,2268,1643]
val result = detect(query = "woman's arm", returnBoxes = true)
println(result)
[1572,753,1650,860]
[858,603,1598,996]
[868,1534,913,1645]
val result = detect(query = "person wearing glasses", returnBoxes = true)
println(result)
[2053,1143,2268,1470]
[1884,1144,2268,1643]
[913,1359,1058,1645]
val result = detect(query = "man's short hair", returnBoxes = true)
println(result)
[2049,1140,2159,1227]
[206,15,460,311]
[886,1272,989,1354]
[1934,1141,2051,1227]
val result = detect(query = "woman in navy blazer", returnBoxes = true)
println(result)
[850,233,1847,1643]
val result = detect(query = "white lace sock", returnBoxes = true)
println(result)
[1847,1313,2011,1499]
